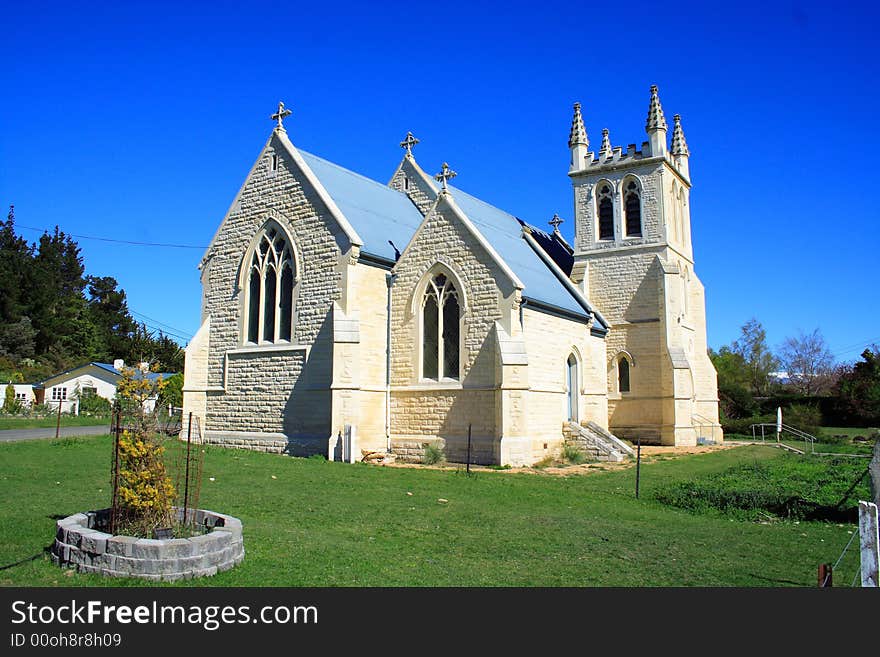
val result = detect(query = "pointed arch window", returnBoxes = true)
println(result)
[624,179,642,237]
[422,273,460,380]
[245,224,295,344]
[618,356,631,393]
[597,183,614,241]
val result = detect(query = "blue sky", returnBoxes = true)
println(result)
[1,1,877,363]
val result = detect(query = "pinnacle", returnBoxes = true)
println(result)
[671,114,689,157]
[645,85,668,133]
[599,128,612,155]
[568,102,589,149]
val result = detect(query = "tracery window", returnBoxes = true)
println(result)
[245,223,295,344]
[597,183,614,240]
[422,273,460,380]
[624,179,642,237]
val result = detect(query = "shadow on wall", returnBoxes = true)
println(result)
[433,331,497,464]
[283,311,332,457]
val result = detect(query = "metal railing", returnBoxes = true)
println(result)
[750,422,816,454]
[693,413,720,444]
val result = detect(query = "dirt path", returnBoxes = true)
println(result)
[379,442,747,476]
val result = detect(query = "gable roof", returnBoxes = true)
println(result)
[293,145,602,325]
[299,150,424,264]
[42,362,178,386]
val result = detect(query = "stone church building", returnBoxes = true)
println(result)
[182,85,722,466]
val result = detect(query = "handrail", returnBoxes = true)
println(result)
[750,423,816,454]
[692,413,720,444]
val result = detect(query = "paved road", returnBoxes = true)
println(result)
[0,425,111,443]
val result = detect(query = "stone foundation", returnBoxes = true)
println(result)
[51,508,244,581]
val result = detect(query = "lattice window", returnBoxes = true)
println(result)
[624,180,642,237]
[422,273,460,380]
[598,183,614,240]
[245,223,295,344]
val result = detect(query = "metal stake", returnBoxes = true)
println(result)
[466,423,472,475]
[635,437,642,499]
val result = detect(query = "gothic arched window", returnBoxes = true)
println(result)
[597,183,614,240]
[245,223,295,344]
[422,273,460,380]
[624,179,642,237]
[618,356,631,393]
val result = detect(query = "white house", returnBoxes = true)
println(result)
[40,360,177,414]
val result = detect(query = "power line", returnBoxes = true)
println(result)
[16,224,208,250]
[129,310,192,339]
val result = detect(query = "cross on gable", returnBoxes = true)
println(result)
[434,162,457,191]
[400,131,419,155]
[549,214,564,232]
[271,101,292,130]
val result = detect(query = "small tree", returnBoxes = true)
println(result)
[732,318,779,397]
[3,383,21,414]
[112,365,175,536]
[778,328,835,395]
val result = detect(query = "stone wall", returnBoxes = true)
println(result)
[51,509,244,582]
[389,196,515,458]
[196,132,346,449]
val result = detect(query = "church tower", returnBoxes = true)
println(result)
[568,86,722,446]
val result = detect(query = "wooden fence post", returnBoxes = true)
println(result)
[859,501,879,587]
[869,440,880,509]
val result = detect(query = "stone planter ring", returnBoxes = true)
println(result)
[51,508,244,581]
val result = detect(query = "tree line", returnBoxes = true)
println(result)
[710,318,879,431]
[0,206,184,383]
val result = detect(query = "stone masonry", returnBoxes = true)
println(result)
[51,509,244,582]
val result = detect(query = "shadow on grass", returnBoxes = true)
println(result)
[0,546,52,571]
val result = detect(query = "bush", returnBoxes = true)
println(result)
[721,414,775,436]
[422,442,446,465]
[783,403,823,438]
[562,443,588,465]
[76,391,112,416]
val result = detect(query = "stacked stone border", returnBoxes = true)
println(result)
[51,508,244,582]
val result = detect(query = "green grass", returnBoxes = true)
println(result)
[0,415,111,430]
[0,436,865,587]
[654,456,870,521]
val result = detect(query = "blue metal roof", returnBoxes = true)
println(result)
[447,186,588,318]
[298,149,590,320]
[299,150,424,263]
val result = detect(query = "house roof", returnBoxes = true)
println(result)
[42,362,177,386]
[297,148,596,322]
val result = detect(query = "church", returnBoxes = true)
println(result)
[181,85,722,466]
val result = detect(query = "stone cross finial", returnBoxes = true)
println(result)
[549,214,564,232]
[434,162,457,191]
[400,131,420,156]
[271,101,292,130]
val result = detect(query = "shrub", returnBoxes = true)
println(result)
[783,403,823,438]
[422,442,446,465]
[562,443,588,465]
[76,391,112,416]
[112,366,175,537]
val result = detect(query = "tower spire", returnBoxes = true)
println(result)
[645,85,668,157]
[671,113,690,177]
[568,102,589,172]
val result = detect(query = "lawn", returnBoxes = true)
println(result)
[0,415,111,430]
[0,435,867,587]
